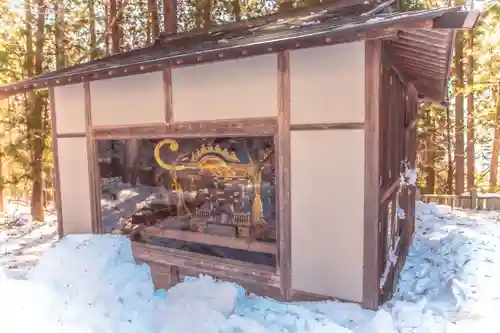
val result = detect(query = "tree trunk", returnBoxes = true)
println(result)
[110,0,119,54]
[163,0,177,34]
[466,29,475,190]
[195,0,203,29]
[446,106,454,194]
[54,0,65,69]
[147,0,160,42]
[202,0,212,29]
[0,150,4,212]
[423,108,436,194]
[24,0,34,78]
[490,84,500,192]
[279,0,294,11]
[454,29,465,194]
[104,1,110,55]
[89,0,98,60]
[30,0,47,222]
[232,0,241,21]
[117,0,124,49]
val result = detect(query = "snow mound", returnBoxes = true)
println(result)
[2,200,500,333]
[0,234,369,333]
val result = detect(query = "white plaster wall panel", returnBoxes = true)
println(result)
[90,72,165,126]
[171,55,278,122]
[54,83,86,134]
[290,42,365,125]
[290,129,365,302]
[57,137,93,234]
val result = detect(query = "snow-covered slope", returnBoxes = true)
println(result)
[1,201,500,332]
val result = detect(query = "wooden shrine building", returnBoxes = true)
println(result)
[0,0,480,309]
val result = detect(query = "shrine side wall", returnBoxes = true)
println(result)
[289,41,365,303]
[51,84,94,236]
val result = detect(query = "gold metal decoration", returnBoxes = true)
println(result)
[153,138,273,238]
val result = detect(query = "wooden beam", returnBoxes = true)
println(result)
[83,81,102,234]
[433,9,481,29]
[390,43,447,60]
[56,133,86,138]
[141,226,277,255]
[163,66,173,123]
[132,241,280,287]
[48,87,64,239]
[277,51,292,301]
[391,50,448,66]
[381,45,419,93]
[290,122,364,131]
[380,179,400,204]
[92,117,278,139]
[362,39,382,310]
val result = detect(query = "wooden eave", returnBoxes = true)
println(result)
[0,4,480,102]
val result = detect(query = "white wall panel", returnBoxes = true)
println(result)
[90,72,166,126]
[54,83,86,134]
[290,129,365,302]
[290,42,365,125]
[58,137,93,234]
[172,55,278,122]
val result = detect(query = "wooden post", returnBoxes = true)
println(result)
[277,51,291,301]
[470,188,477,210]
[362,39,382,310]
[415,187,421,201]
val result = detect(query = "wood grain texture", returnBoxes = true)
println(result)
[362,39,381,310]
[48,87,64,238]
[163,67,173,123]
[132,241,280,287]
[84,81,103,234]
[93,117,277,139]
[290,122,364,131]
[277,51,292,301]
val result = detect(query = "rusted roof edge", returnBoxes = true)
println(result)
[0,6,474,100]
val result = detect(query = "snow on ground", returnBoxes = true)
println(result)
[0,200,58,278]
[1,200,500,332]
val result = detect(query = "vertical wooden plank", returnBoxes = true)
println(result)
[470,188,478,210]
[363,39,381,310]
[277,51,291,301]
[163,66,173,123]
[48,87,64,239]
[84,81,103,233]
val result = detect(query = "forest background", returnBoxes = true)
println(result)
[0,0,496,221]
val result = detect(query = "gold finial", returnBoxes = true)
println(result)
[191,144,240,163]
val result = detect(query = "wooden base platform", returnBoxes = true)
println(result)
[132,241,340,302]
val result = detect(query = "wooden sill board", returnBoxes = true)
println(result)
[132,241,280,287]
[141,226,277,255]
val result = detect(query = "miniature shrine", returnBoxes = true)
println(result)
[0,0,480,309]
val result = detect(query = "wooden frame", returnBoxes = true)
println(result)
[362,39,382,310]
[88,58,286,294]
[277,51,292,300]
[46,39,422,308]
[48,87,64,238]
[38,9,466,309]
[94,125,281,278]
[373,42,419,306]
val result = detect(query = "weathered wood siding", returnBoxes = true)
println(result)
[90,72,166,126]
[377,51,418,303]
[57,137,93,234]
[289,42,366,303]
[171,55,278,122]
